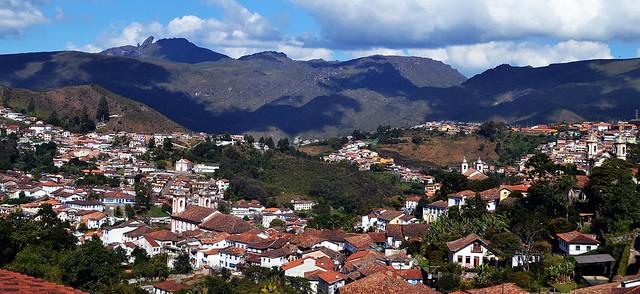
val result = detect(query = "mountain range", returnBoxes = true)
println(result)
[0,36,639,137]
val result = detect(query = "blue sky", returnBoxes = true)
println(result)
[2,0,640,76]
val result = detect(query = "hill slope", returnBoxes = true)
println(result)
[2,38,639,138]
[0,46,465,138]
[0,85,184,133]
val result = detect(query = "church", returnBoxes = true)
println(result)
[460,157,489,181]
[586,134,627,169]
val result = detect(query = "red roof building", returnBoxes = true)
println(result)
[0,269,87,294]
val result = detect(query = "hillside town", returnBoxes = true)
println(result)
[4,103,640,294]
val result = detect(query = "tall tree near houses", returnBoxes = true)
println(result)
[96,97,110,122]
[27,98,35,114]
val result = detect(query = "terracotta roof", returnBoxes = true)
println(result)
[465,283,527,294]
[368,232,387,243]
[378,210,404,222]
[345,234,373,251]
[153,280,189,292]
[144,235,160,247]
[396,268,422,280]
[571,283,640,294]
[0,269,87,294]
[448,190,477,198]
[318,270,345,284]
[340,271,437,294]
[556,230,600,245]
[173,205,216,224]
[402,223,428,240]
[315,256,335,271]
[102,191,134,200]
[199,213,253,234]
[124,226,153,238]
[479,188,501,201]
[447,234,491,252]
[386,224,404,240]
[426,200,448,209]
[146,229,179,242]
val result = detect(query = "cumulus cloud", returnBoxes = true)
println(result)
[72,0,330,60]
[293,0,640,48]
[343,40,611,75]
[0,0,47,37]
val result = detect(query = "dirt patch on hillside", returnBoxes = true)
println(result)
[375,136,499,169]
[298,145,335,156]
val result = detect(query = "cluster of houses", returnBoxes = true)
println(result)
[522,121,636,173]
[323,140,442,195]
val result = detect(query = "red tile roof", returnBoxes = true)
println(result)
[396,268,422,280]
[447,234,490,252]
[146,229,179,242]
[172,205,216,224]
[318,270,345,284]
[0,269,87,294]
[465,283,528,294]
[199,213,253,234]
[340,271,437,294]
[153,280,190,292]
[556,230,600,245]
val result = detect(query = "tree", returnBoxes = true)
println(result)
[587,158,640,233]
[172,252,192,274]
[163,138,172,151]
[265,137,275,149]
[277,138,290,152]
[125,204,135,219]
[47,111,60,125]
[8,245,61,282]
[134,182,151,210]
[462,194,488,219]
[147,137,156,149]
[269,218,285,228]
[60,237,122,290]
[96,97,110,122]
[27,98,35,114]
[477,121,507,141]
[244,134,255,145]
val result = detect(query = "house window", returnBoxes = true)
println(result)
[457,256,463,263]
[575,245,581,251]
[586,246,591,251]
[465,256,470,265]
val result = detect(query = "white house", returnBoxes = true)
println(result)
[556,230,600,255]
[404,195,421,212]
[175,159,193,173]
[291,199,315,211]
[423,200,448,224]
[219,247,246,271]
[447,234,497,268]
[192,164,219,174]
[101,220,146,245]
[195,248,222,269]
[67,200,104,211]
[260,247,292,268]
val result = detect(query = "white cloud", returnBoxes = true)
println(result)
[0,0,47,37]
[72,0,331,60]
[293,0,640,48]
[346,40,612,75]
[348,48,405,59]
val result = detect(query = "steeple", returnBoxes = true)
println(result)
[615,136,627,160]
[587,133,598,159]
[461,156,469,174]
